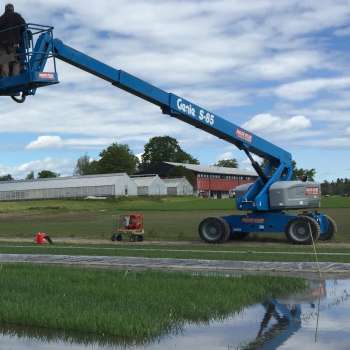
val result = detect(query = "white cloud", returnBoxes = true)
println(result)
[243,113,311,135]
[275,77,350,101]
[304,137,350,148]
[248,51,323,80]
[26,136,63,150]
[0,157,75,179]
[26,136,114,150]
[346,127,350,136]
[216,151,234,162]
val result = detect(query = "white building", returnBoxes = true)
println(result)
[0,173,137,201]
[131,175,167,196]
[163,177,194,196]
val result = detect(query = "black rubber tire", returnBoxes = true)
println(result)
[231,232,250,240]
[116,234,123,242]
[137,235,144,242]
[11,93,26,103]
[285,216,320,245]
[111,233,117,242]
[199,217,230,243]
[319,215,337,241]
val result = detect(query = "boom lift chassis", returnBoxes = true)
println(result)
[0,24,337,244]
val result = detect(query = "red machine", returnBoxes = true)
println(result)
[111,214,144,242]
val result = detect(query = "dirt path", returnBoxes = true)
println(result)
[1,253,350,277]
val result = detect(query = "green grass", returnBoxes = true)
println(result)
[0,265,305,343]
[0,197,236,213]
[1,242,350,263]
[0,195,345,214]
[0,196,347,244]
[0,207,348,242]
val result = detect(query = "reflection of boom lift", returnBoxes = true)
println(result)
[0,24,337,244]
[239,280,326,350]
[241,299,302,350]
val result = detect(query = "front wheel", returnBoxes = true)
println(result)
[319,215,337,241]
[285,216,320,245]
[199,217,230,243]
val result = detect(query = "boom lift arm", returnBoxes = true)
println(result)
[0,25,336,244]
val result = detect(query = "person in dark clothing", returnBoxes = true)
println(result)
[0,4,26,77]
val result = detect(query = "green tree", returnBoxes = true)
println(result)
[25,171,35,180]
[38,170,59,179]
[97,143,138,175]
[167,166,196,186]
[140,136,198,172]
[74,155,97,175]
[292,161,316,181]
[0,174,13,181]
[215,159,238,168]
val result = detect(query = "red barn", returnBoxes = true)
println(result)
[161,162,257,198]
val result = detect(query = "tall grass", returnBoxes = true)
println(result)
[0,265,305,343]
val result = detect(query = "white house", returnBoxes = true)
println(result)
[131,175,167,196]
[0,173,137,201]
[163,177,194,196]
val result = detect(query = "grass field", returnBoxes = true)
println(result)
[2,241,350,263]
[0,196,348,243]
[0,265,305,343]
[0,195,347,212]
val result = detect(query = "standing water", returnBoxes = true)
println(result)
[2,278,350,350]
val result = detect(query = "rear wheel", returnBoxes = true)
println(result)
[199,217,230,243]
[285,216,320,245]
[319,215,337,241]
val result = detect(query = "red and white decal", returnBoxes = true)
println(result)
[39,72,55,80]
[305,187,320,196]
[241,217,265,224]
[235,129,252,143]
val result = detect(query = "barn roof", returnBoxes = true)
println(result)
[131,175,160,186]
[164,162,257,176]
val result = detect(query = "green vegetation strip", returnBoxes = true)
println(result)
[0,197,348,242]
[2,243,350,263]
[0,265,305,342]
[0,195,347,213]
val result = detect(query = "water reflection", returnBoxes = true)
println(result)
[1,278,350,350]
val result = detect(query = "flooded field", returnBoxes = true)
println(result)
[1,277,350,350]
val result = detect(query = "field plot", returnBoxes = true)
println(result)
[0,264,304,342]
[0,196,348,242]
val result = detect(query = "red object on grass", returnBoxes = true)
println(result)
[35,232,48,245]
[126,214,142,230]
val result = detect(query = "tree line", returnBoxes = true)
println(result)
[0,135,323,185]
[321,178,350,196]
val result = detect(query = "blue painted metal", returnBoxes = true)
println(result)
[0,24,59,97]
[223,211,330,237]
[306,212,330,238]
[223,212,297,236]
[0,25,330,240]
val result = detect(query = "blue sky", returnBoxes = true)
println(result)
[1,0,350,181]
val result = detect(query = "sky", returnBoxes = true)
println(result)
[1,0,350,181]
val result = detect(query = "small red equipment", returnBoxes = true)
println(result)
[35,232,52,245]
[111,214,144,242]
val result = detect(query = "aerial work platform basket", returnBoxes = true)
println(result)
[0,23,59,102]
[111,214,144,242]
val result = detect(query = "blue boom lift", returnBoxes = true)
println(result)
[0,24,337,244]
